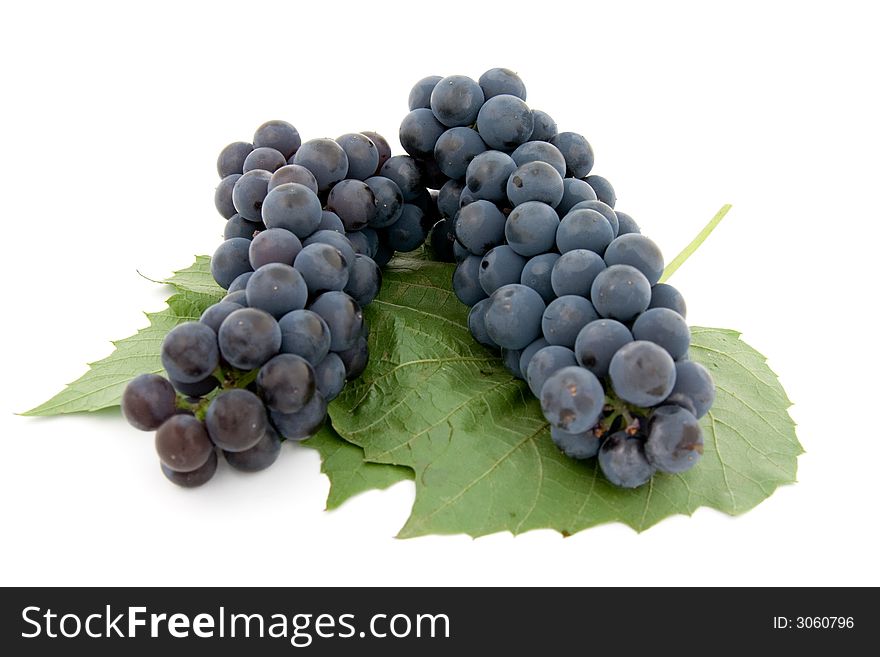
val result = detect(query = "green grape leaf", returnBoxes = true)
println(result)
[327,255,803,538]
[25,254,413,512]
[23,259,224,416]
[304,427,414,510]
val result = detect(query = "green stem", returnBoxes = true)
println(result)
[659,204,732,283]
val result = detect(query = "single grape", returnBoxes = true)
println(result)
[604,234,664,285]
[501,347,523,378]
[550,132,594,178]
[574,319,633,377]
[217,141,253,178]
[412,186,440,222]
[551,426,601,460]
[169,375,219,398]
[478,67,526,100]
[344,254,382,307]
[326,179,377,231]
[303,230,356,271]
[430,74,485,127]
[542,296,599,348]
[217,307,281,370]
[399,108,446,160]
[335,133,380,181]
[484,283,545,349]
[609,340,676,406]
[459,186,476,209]
[467,298,498,349]
[248,228,302,269]
[645,406,704,473]
[452,239,470,263]
[214,174,241,218]
[245,263,308,318]
[294,243,349,294]
[122,373,177,431]
[590,264,651,321]
[337,335,369,380]
[261,182,323,237]
[556,178,598,216]
[408,75,442,110]
[584,174,616,208]
[632,308,690,360]
[550,249,606,298]
[229,270,254,292]
[506,162,564,207]
[570,199,619,237]
[205,389,267,452]
[539,366,605,433]
[270,392,328,441]
[314,352,346,401]
[433,127,487,180]
[556,208,614,254]
[519,337,549,377]
[344,230,370,256]
[257,353,316,414]
[224,214,264,241]
[292,138,349,191]
[211,238,252,289]
[454,199,507,256]
[360,131,391,175]
[373,239,394,267]
[476,94,534,150]
[161,322,219,384]
[232,169,272,222]
[615,211,641,235]
[161,450,218,488]
[268,164,319,194]
[317,210,345,234]
[223,290,248,306]
[437,179,464,219]
[510,141,566,177]
[278,309,331,365]
[253,120,301,159]
[360,227,380,258]
[453,255,488,306]
[666,361,715,418]
[155,414,213,473]
[364,176,404,228]
[383,204,428,252]
[598,432,655,488]
[479,245,527,295]
[520,253,559,303]
[465,150,517,203]
[379,155,423,201]
[428,217,456,262]
[526,345,578,397]
[200,301,244,334]
[224,425,282,473]
[504,201,559,257]
[309,291,363,352]
[220,290,248,308]
[529,110,557,142]
[243,146,286,174]
[648,283,687,318]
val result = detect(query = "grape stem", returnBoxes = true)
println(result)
[175,365,262,421]
[659,204,731,283]
[600,394,650,436]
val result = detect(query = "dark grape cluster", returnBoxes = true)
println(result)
[121,121,425,486]
[402,69,716,488]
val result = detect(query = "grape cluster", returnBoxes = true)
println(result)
[403,69,716,488]
[121,121,426,486]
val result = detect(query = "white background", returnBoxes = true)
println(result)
[2,0,878,587]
